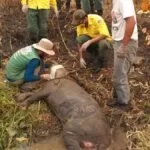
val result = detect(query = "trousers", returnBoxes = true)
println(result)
[113,40,138,104]
[27,9,49,43]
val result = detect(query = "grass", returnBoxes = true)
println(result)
[0,1,149,149]
[0,69,48,149]
[127,125,150,150]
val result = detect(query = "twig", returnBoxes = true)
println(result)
[50,17,78,61]
[9,36,13,54]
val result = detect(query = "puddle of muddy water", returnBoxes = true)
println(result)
[16,135,66,150]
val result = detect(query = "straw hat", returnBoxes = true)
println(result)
[33,38,55,56]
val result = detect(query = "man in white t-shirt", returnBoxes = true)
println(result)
[107,0,138,107]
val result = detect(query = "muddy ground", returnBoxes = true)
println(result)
[0,1,150,150]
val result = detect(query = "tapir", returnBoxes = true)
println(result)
[17,65,126,150]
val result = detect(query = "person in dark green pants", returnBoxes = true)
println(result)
[21,0,58,43]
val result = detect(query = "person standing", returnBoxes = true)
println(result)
[21,0,58,43]
[107,0,138,107]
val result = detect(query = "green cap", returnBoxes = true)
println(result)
[72,9,87,26]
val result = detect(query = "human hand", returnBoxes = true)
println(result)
[80,58,86,68]
[22,5,28,14]
[81,40,91,51]
[117,44,127,58]
[55,10,59,18]
[40,74,51,80]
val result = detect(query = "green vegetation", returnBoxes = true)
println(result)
[0,70,47,149]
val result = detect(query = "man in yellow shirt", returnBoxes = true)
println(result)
[72,9,111,72]
[21,0,58,43]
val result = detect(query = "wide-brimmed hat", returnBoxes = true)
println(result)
[72,9,87,26]
[33,38,55,56]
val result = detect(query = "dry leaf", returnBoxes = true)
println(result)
[6,127,17,137]
[142,27,147,34]
[16,137,29,142]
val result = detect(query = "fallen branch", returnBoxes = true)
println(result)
[50,17,78,61]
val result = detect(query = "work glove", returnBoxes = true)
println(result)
[81,40,91,51]
[80,58,86,68]
[117,44,127,58]
[55,10,59,18]
[22,5,28,14]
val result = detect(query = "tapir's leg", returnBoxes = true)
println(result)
[63,132,81,150]
[19,87,50,109]
[15,92,33,102]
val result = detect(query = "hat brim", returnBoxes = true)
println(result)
[33,44,55,56]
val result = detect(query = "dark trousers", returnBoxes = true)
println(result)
[27,9,49,43]
[77,35,111,68]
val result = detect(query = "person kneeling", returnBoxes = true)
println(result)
[72,9,112,72]
[5,38,55,86]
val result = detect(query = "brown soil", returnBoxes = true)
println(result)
[0,1,150,150]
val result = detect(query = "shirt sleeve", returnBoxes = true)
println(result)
[119,0,135,18]
[96,18,110,38]
[21,0,27,5]
[50,0,58,11]
[24,59,41,82]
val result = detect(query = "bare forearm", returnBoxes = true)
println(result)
[78,44,83,59]
[122,16,136,46]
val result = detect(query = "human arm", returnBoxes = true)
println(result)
[79,17,110,51]
[122,16,136,46]
[116,0,136,57]
[24,59,52,81]
[78,44,86,68]
[21,0,28,13]
[120,0,136,47]
[24,59,41,82]
[50,0,59,17]
[117,16,136,58]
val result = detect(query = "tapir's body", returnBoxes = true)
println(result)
[21,79,111,150]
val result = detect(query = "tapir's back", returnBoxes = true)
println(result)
[44,78,112,149]
[46,78,99,121]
